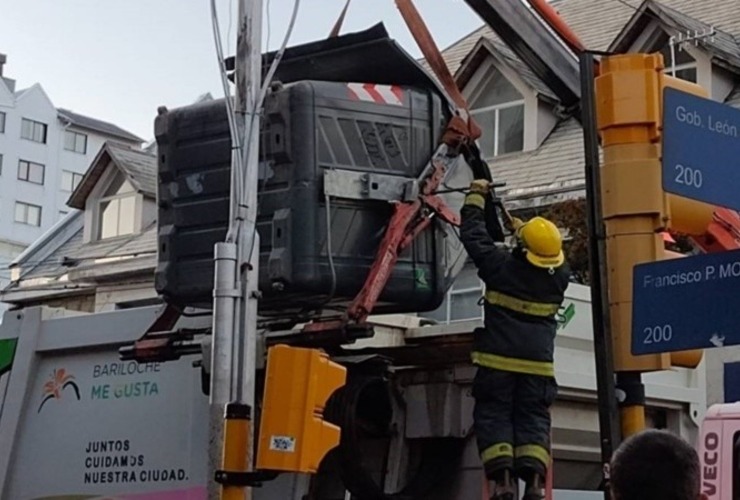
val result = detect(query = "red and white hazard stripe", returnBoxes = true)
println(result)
[347,83,404,106]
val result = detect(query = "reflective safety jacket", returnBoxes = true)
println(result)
[460,193,571,377]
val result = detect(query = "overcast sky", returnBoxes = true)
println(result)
[0,0,483,140]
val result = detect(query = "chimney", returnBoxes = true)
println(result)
[0,54,5,76]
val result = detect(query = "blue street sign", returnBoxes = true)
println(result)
[632,249,740,355]
[662,87,740,211]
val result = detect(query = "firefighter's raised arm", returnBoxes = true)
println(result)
[459,179,521,281]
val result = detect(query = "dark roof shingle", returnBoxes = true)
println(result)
[440,0,740,77]
[58,108,143,143]
[610,1,740,69]
[108,145,158,196]
[5,222,157,291]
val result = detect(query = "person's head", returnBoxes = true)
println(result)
[516,217,564,269]
[609,429,707,500]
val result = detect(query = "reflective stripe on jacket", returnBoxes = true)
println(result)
[460,194,570,376]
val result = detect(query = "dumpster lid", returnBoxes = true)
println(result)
[226,23,450,105]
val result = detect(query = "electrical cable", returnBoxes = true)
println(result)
[210,0,244,243]
[265,0,271,51]
[605,0,677,32]
[242,0,301,266]
[227,0,234,49]
[240,0,301,205]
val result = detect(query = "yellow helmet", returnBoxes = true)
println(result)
[517,217,564,268]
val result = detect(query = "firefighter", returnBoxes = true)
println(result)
[459,179,570,500]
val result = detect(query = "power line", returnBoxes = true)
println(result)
[605,0,693,35]
[609,0,641,12]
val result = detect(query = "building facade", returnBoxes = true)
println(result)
[0,54,142,298]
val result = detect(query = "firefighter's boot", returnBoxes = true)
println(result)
[489,469,517,500]
[522,472,545,500]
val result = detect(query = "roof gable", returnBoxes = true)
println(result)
[456,37,557,103]
[609,0,740,70]
[14,83,56,115]
[67,142,156,210]
[0,77,13,107]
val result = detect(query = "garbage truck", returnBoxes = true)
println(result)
[0,0,738,498]
[0,294,712,500]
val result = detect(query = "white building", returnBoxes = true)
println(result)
[0,53,142,291]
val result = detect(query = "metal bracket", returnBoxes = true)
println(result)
[324,168,418,202]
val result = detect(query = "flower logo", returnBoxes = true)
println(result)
[37,368,81,413]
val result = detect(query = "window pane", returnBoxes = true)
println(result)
[61,171,72,190]
[73,173,83,189]
[660,44,694,67]
[675,67,697,83]
[29,163,44,184]
[28,205,41,226]
[99,195,136,239]
[64,131,76,151]
[14,203,24,222]
[0,112,5,133]
[21,119,31,139]
[498,105,525,155]
[34,123,46,143]
[118,195,136,235]
[100,199,120,239]
[18,161,28,180]
[21,119,47,143]
[471,66,523,108]
[455,265,482,290]
[450,290,483,321]
[472,109,497,159]
[76,133,87,153]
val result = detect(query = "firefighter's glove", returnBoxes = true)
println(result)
[510,217,524,231]
[469,179,490,195]
[464,180,489,210]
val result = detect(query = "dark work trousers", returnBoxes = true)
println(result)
[472,366,558,480]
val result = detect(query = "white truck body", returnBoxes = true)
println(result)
[0,284,707,498]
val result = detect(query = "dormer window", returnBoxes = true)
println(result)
[96,172,137,240]
[72,143,157,245]
[469,66,525,159]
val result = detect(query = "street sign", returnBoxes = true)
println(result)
[632,249,740,355]
[662,87,740,211]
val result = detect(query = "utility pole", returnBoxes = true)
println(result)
[579,51,620,500]
[209,0,263,499]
